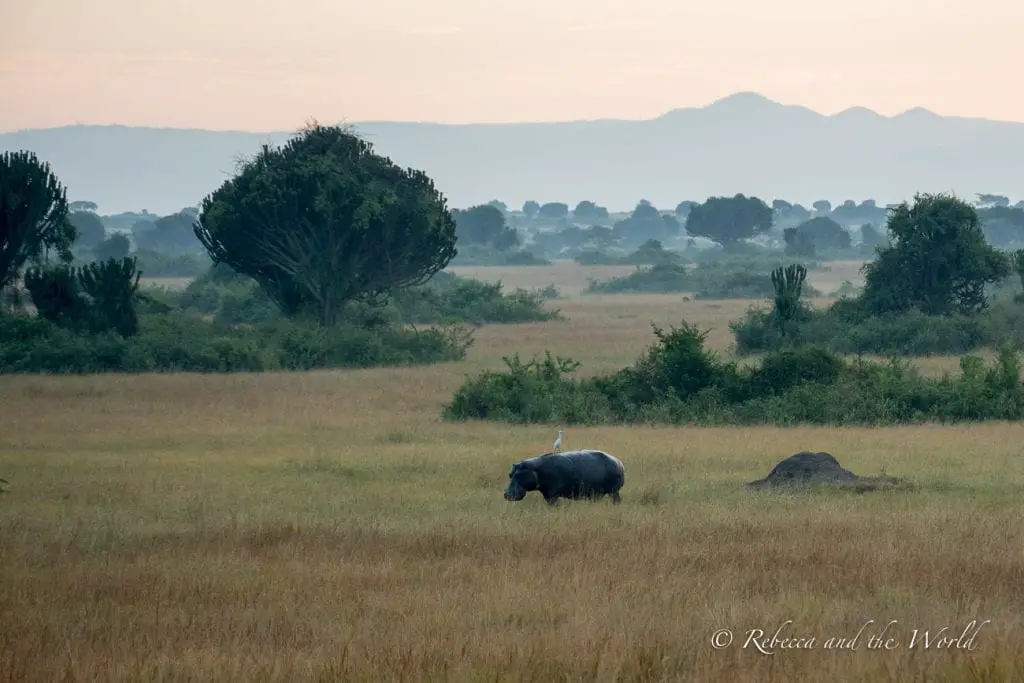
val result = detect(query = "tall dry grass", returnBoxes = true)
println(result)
[2,267,1022,682]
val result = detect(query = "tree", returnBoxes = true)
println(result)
[631,200,660,222]
[789,217,851,252]
[631,239,682,265]
[1011,249,1024,302]
[486,199,507,213]
[771,264,809,335]
[831,200,885,226]
[976,193,1010,209]
[583,225,616,249]
[522,200,540,218]
[977,205,1024,247]
[193,122,457,327]
[783,227,815,258]
[572,200,609,222]
[77,257,143,337]
[23,265,86,328]
[612,201,680,246]
[453,204,519,250]
[538,202,569,220]
[774,202,811,225]
[675,201,698,218]
[69,200,99,213]
[684,194,772,246]
[555,226,587,249]
[812,200,832,214]
[662,213,680,235]
[24,257,142,337]
[0,150,75,293]
[135,211,203,253]
[859,193,1011,316]
[93,233,132,261]
[69,210,106,249]
[860,223,887,249]
[130,219,157,234]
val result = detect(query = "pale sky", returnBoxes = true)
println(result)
[2,0,1023,132]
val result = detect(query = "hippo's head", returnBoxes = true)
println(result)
[504,463,539,502]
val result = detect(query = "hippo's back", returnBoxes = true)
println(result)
[531,449,624,483]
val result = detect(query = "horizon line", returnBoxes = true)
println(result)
[4,91,1024,135]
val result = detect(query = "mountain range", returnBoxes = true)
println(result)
[2,92,1022,216]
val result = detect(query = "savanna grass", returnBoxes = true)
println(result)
[2,262,1022,682]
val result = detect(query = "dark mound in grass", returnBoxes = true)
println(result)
[745,451,911,493]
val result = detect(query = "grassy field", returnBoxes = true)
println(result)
[2,261,1023,682]
[449,258,869,297]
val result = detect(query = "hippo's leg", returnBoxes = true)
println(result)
[544,495,560,507]
[610,492,621,504]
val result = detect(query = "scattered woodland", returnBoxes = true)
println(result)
[4,129,1024,425]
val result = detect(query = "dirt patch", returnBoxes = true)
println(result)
[746,451,911,493]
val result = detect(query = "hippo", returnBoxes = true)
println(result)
[503,449,625,506]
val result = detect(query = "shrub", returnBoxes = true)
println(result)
[502,250,551,266]
[731,298,1024,356]
[746,346,843,397]
[574,241,685,266]
[449,245,551,266]
[586,264,693,294]
[393,278,561,325]
[443,318,1024,426]
[585,262,822,299]
[0,312,472,374]
[269,320,471,371]
[444,352,614,424]
[685,248,823,271]
[23,258,143,337]
[132,250,212,278]
[175,267,560,327]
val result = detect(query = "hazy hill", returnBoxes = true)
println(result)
[2,92,1022,215]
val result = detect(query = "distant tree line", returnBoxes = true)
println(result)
[450,192,1024,262]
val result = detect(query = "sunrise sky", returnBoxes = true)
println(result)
[2,0,1023,132]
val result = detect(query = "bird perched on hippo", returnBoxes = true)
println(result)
[503,449,625,506]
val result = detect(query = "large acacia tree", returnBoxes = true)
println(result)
[193,123,458,326]
[684,194,772,246]
[0,151,76,294]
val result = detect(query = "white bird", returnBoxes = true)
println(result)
[553,430,563,452]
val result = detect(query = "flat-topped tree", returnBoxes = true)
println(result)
[684,194,772,247]
[193,122,458,327]
[68,200,98,213]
